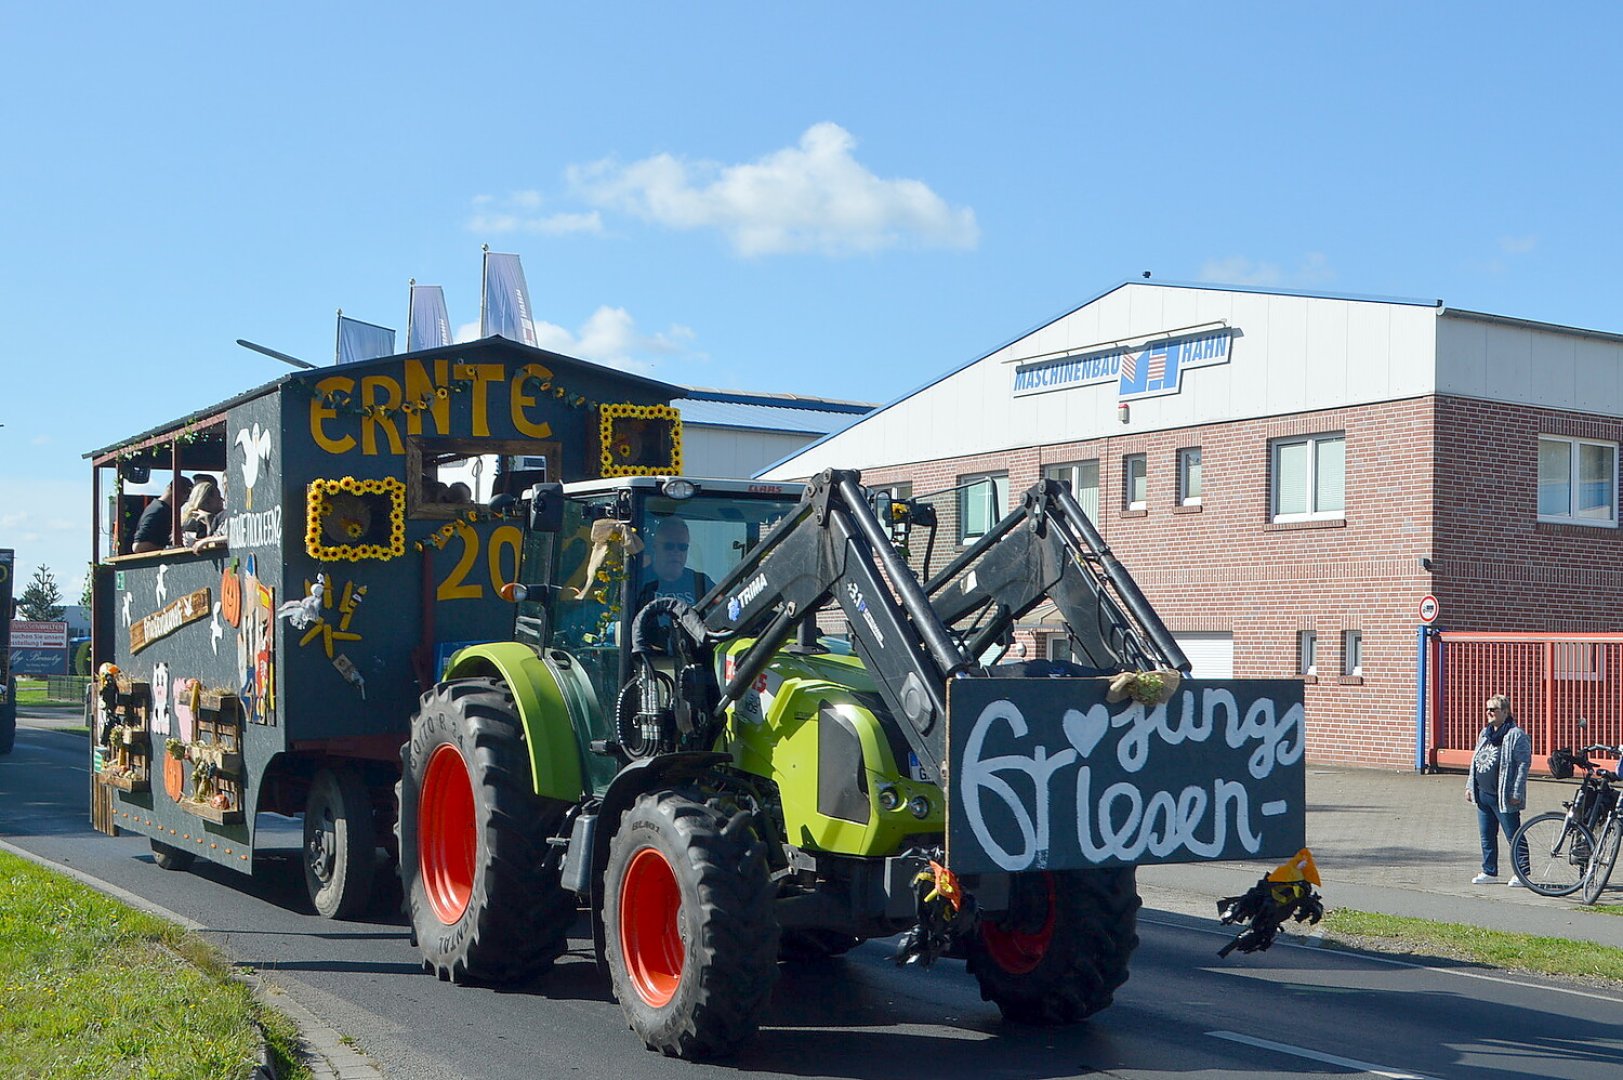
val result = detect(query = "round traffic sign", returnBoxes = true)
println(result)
[1418,594,1440,624]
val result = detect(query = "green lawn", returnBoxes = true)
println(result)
[0,851,308,1080]
[12,677,85,706]
[1323,907,1623,983]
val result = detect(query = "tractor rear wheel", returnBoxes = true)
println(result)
[966,866,1140,1023]
[398,678,575,983]
[304,767,377,919]
[603,788,778,1058]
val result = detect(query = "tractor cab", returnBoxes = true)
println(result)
[503,475,804,779]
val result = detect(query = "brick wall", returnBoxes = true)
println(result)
[862,397,1439,770]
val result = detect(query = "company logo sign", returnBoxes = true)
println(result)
[1010,328,1234,402]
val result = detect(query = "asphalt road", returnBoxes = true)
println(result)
[4,722,1622,1080]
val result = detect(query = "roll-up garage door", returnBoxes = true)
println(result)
[1174,633,1233,679]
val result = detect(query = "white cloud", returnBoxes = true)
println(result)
[454,307,697,374]
[567,122,979,257]
[469,192,604,236]
[533,307,696,373]
[1198,252,1336,289]
[1499,234,1538,255]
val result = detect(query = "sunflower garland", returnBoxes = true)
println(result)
[599,403,682,477]
[305,477,407,562]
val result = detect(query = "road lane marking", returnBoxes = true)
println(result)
[1141,911,1623,1005]
[1207,1030,1434,1078]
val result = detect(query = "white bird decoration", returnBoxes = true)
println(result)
[276,574,325,631]
[210,601,224,654]
[154,563,169,605]
[122,592,132,627]
[235,423,273,509]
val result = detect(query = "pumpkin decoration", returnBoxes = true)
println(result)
[221,567,242,628]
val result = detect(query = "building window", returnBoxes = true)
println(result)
[1538,435,1617,526]
[1123,454,1147,511]
[1177,447,1202,506]
[1271,433,1344,522]
[1343,630,1362,676]
[958,473,1008,543]
[1046,634,1075,663]
[1298,630,1317,676]
[1045,460,1100,521]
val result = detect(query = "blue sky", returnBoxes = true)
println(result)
[3,3,1621,597]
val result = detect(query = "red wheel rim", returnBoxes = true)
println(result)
[981,873,1056,974]
[420,744,476,925]
[620,847,683,1007]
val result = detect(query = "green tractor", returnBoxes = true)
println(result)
[396,470,1303,1058]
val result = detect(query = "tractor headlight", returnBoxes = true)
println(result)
[908,795,931,819]
[877,785,901,811]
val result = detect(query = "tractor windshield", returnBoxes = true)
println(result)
[629,493,800,615]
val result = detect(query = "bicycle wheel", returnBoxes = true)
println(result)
[1511,812,1594,897]
[1581,815,1623,905]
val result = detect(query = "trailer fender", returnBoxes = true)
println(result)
[443,642,584,803]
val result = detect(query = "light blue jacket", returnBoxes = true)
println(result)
[1465,721,1532,814]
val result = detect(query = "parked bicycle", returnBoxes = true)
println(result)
[1510,742,1621,899]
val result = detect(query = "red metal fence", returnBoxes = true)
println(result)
[1430,631,1623,773]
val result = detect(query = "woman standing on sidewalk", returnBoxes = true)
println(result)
[1467,694,1532,885]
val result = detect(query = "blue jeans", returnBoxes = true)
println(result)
[1477,802,1523,877]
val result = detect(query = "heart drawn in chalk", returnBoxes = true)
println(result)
[1062,707,1111,758]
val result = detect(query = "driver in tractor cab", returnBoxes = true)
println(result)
[635,516,714,610]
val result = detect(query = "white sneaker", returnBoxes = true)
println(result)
[1508,876,1527,888]
[1472,872,1498,884]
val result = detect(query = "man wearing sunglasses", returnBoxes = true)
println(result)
[635,517,715,611]
[1467,694,1532,885]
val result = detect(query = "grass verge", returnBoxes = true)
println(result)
[12,678,84,706]
[1322,907,1623,984]
[0,850,310,1080]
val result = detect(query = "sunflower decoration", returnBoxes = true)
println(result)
[306,477,407,561]
[599,403,683,477]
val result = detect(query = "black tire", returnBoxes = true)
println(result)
[966,867,1140,1024]
[778,928,861,963]
[1581,816,1623,905]
[603,788,779,1059]
[303,767,378,919]
[150,839,196,871]
[397,678,576,983]
[1512,812,1594,897]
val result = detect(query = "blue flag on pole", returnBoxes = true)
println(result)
[481,252,537,345]
[407,284,454,351]
[336,315,396,365]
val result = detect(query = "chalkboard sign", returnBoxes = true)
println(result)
[946,678,1306,876]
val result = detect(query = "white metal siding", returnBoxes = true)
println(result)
[761,282,1441,481]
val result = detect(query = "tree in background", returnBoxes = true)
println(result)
[18,566,64,622]
[80,566,93,613]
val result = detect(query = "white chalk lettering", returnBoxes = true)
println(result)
[226,506,283,549]
[957,689,1291,872]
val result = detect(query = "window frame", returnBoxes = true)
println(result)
[1342,629,1362,677]
[1044,459,1100,521]
[1177,446,1203,506]
[957,472,1009,544]
[1298,630,1317,676]
[1123,453,1147,512]
[1537,434,1619,528]
[1270,432,1345,523]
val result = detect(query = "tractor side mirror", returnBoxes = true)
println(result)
[525,483,565,533]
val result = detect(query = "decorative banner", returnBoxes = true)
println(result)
[408,284,454,350]
[130,588,213,654]
[946,678,1306,876]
